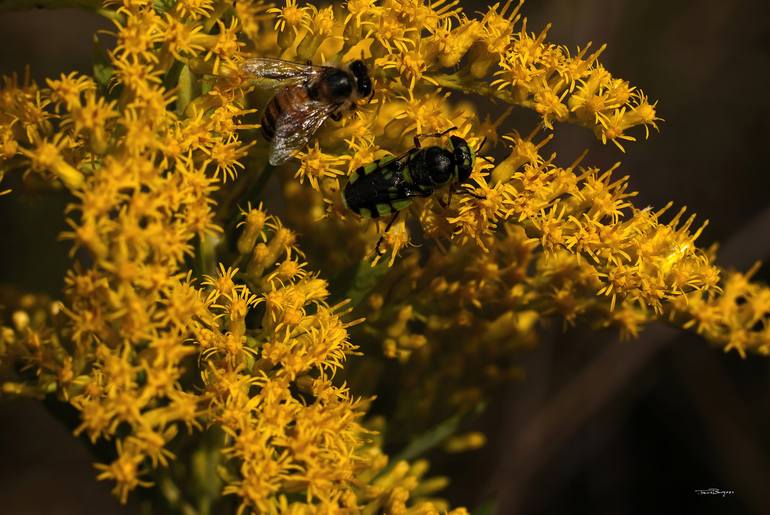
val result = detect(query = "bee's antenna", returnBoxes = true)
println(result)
[476,137,488,154]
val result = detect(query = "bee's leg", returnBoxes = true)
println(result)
[375,211,400,256]
[413,126,459,148]
[330,110,343,122]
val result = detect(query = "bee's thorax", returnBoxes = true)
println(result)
[318,69,353,103]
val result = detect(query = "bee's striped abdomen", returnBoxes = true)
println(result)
[260,85,310,142]
[261,98,278,140]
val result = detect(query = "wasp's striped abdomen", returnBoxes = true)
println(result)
[343,156,420,219]
[260,85,311,142]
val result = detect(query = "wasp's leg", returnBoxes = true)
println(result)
[462,188,485,200]
[404,188,433,199]
[438,187,453,208]
[413,126,459,148]
[375,211,401,256]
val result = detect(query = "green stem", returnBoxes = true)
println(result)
[428,73,529,107]
[202,0,233,33]
[427,73,596,131]
[176,65,195,116]
[191,428,224,515]
[195,232,218,278]
[157,472,199,515]
[96,7,122,22]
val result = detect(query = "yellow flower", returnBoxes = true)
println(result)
[112,8,164,62]
[294,141,348,191]
[268,0,314,50]
[18,133,84,189]
[157,14,208,61]
[94,440,154,504]
[1,2,769,514]
[46,72,96,112]
[174,0,216,20]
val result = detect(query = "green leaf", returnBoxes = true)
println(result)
[92,32,114,93]
[153,0,176,14]
[473,499,499,515]
[389,413,463,466]
[93,63,114,90]
[377,402,486,478]
[334,259,389,309]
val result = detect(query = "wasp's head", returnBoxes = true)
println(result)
[349,60,373,101]
[449,135,474,184]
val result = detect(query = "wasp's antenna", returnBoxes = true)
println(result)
[476,137,488,154]
[475,138,495,165]
[480,155,495,165]
[439,126,459,137]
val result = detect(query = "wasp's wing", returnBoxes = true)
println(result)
[242,57,325,89]
[269,100,338,165]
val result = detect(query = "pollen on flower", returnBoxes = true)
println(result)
[295,142,347,191]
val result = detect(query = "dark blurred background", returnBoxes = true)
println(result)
[1,1,770,514]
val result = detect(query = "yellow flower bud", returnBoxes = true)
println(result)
[444,432,487,453]
[12,310,29,332]
[237,208,267,255]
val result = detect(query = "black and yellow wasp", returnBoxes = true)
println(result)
[342,128,487,254]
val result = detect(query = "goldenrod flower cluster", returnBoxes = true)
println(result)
[0,0,768,513]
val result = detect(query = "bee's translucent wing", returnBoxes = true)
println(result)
[242,57,325,89]
[269,100,338,165]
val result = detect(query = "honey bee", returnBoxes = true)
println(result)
[242,58,373,165]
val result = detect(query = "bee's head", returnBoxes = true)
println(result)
[349,60,373,101]
[449,135,474,184]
